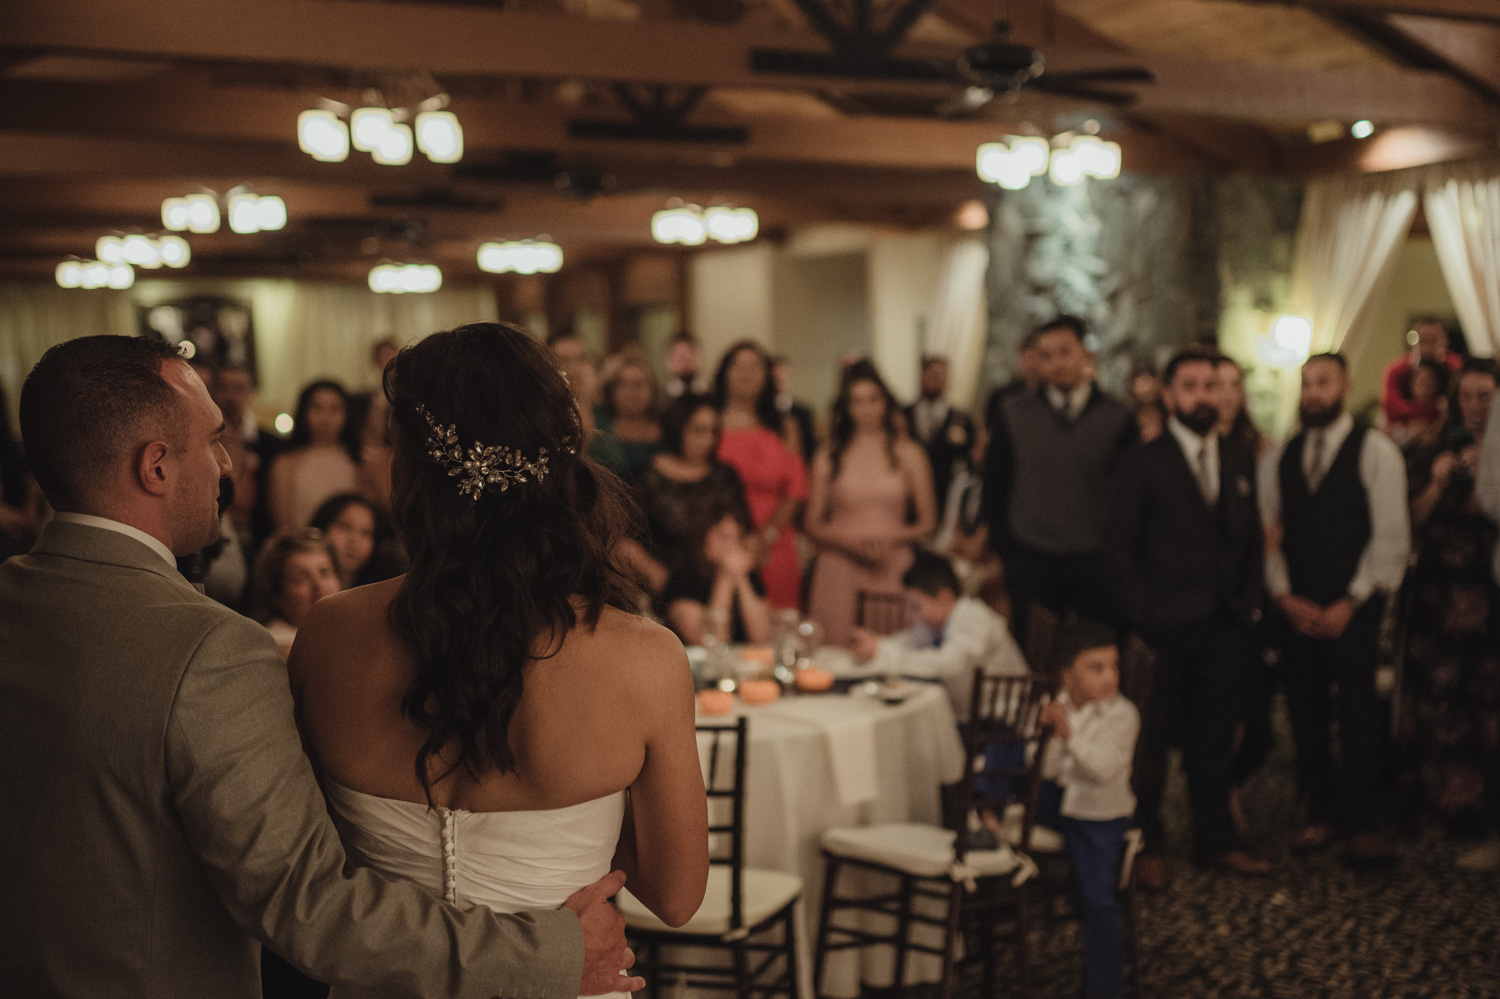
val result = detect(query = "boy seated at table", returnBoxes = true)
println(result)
[1037,621,1140,999]
[850,550,1027,719]
[665,512,773,646]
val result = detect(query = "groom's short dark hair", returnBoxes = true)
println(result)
[21,335,184,509]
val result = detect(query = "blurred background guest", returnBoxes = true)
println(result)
[664,330,707,399]
[985,328,1044,432]
[1215,355,1266,457]
[0,380,44,562]
[1383,316,1463,434]
[663,511,772,646]
[547,328,603,441]
[1127,362,1167,443]
[209,363,276,548]
[714,340,807,610]
[773,354,817,465]
[595,354,664,480]
[1260,352,1409,864]
[308,492,404,589]
[267,380,359,533]
[250,529,342,658]
[905,354,976,514]
[1391,359,1450,449]
[632,393,752,601]
[805,360,936,647]
[1399,359,1499,861]
[984,317,1136,641]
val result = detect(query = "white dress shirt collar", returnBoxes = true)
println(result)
[50,512,178,569]
[1045,383,1092,420]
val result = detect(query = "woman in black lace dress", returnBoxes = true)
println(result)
[1399,360,1500,847]
[632,394,752,606]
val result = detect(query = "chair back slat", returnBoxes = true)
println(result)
[698,717,749,929]
[855,590,908,636]
[955,670,1059,859]
[1024,602,1060,673]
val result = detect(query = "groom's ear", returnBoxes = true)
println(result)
[134,439,173,497]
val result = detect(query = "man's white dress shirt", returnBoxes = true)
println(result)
[1045,383,1093,422]
[871,596,1027,720]
[1256,412,1410,604]
[1040,690,1140,822]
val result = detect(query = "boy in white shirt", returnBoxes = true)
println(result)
[1037,623,1140,999]
[850,551,1028,719]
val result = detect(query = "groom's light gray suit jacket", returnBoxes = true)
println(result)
[0,520,583,999]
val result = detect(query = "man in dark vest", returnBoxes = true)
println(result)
[1108,348,1269,888]
[906,355,976,513]
[1260,352,1409,865]
[983,316,1136,641]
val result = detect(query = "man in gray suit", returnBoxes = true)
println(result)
[0,335,640,998]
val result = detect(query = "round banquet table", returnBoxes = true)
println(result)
[691,680,967,999]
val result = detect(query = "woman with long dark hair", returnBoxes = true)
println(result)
[805,360,936,647]
[287,323,707,987]
[308,492,406,589]
[267,379,360,533]
[713,340,807,609]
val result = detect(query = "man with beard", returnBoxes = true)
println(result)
[1260,352,1409,865]
[1107,349,1269,886]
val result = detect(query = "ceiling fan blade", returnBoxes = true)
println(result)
[1042,66,1155,85]
[1031,79,1140,106]
[935,86,996,118]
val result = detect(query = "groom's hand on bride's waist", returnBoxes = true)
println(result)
[565,869,644,994]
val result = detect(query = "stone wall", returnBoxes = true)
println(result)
[981,173,1304,403]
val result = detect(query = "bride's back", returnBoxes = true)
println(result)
[292,577,684,814]
[286,323,707,944]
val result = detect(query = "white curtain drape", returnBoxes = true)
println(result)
[1424,169,1500,359]
[1289,173,1420,361]
[923,238,990,411]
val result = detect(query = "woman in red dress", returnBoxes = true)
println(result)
[713,341,808,610]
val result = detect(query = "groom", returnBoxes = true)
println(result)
[0,335,641,998]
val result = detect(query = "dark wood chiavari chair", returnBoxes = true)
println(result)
[855,590,908,637]
[812,671,1059,999]
[620,717,802,999]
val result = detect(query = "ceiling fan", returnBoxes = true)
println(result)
[938,18,1155,117]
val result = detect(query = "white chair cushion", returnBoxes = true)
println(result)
[821,822,1023,880]
[618,865,802,938]
[994,802,1064,854]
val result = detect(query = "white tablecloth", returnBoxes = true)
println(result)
[693,683,967,998]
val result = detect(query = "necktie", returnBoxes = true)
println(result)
[1306,431,1326,493]
[1195,443,1217,505]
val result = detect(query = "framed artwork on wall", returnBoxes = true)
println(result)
[138,295,257,382]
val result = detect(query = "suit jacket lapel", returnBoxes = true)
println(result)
[1163,436,1214,515]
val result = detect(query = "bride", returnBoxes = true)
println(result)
[289,323,709,997]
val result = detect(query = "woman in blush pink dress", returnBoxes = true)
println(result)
[714,341,808,610]
[805,360,937,648]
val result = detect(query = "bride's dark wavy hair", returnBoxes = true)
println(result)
[384,322,646,805]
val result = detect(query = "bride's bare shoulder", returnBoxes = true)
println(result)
[563,605,691,690]
[287,576,405,689]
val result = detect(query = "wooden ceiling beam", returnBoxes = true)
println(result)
[4,0,1495,127]
[1236,0,1500,23]
[0,75,1219,176]
[1381,12,1500,99]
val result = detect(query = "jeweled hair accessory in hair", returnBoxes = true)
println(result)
[417,404,569,501]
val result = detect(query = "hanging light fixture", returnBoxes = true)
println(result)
[160,193,220,234]
[298,109,350,162]
[368,262,442,294]
[477,240,563,275]
[652,204,759,246]
[415,110,464,164]
[976,133,1123,190]
[57,258,133,290]
[227,193,288,234]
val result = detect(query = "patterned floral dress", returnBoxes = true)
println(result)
[1399,436,1500,834]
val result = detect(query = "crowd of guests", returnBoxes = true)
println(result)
[1,315,1498,997]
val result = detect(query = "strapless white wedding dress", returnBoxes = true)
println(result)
[324,778,629,999]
